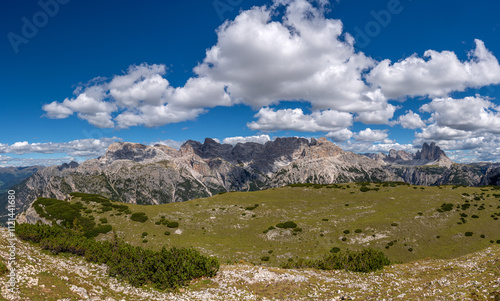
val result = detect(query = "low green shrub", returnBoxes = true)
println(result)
[99,218,108,224]
[167,222,179,228]
[245,204,259,211]
[355,229,362,233]
[276,221,297,229]
[330,247,340,253]
[282,248,390,273]
[343,230,350,234]
[260,256,270,261]
[84,225,112,238]
[130,212,148,223]
[437,203,454,212]
[101,206,113,212]
[360,186,370,192]
[465,232,473,236]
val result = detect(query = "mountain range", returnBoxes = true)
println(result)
[2,137,500,221]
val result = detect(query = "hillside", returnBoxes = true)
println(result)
[18,184,500,265]
[6,183,500,300]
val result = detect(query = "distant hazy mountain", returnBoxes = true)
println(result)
[3,138,499,220]
[0,165,44,193]
[362,142,452,167]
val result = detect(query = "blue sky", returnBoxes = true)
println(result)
[1,0,500,166]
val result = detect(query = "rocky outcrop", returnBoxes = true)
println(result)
[414,142,453,167]
[479,163,500,186]
[16,206,51,225]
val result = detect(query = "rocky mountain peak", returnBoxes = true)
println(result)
[302,137,343,159]
[101,142,162,163]
[388,149,415,161]
[416,142,448,161]
[58,161,79,171]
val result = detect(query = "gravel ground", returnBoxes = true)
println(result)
[0,228,499,300]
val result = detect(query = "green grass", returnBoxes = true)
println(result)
[40,184,500,266]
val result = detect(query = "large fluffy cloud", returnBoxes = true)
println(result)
[367,40,500,99]
[420,96,500,134]
[195,0,378,112]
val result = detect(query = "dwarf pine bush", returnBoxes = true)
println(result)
[282,248,390,273]
[130,212,148,223]
[16,223,219,290]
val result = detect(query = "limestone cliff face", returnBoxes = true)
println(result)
[3,137,498,217]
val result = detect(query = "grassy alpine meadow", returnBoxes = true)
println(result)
[49,182,500,266]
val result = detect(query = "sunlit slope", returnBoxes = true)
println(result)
[31,183,500,265]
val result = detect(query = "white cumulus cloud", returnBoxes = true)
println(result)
[0,138,121,158]
[367,40,500,99]
[396,110,426,129]
[354,128,389,142]
[326,129,353,142]
[222,135,271,145]
[247,107,353,132]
